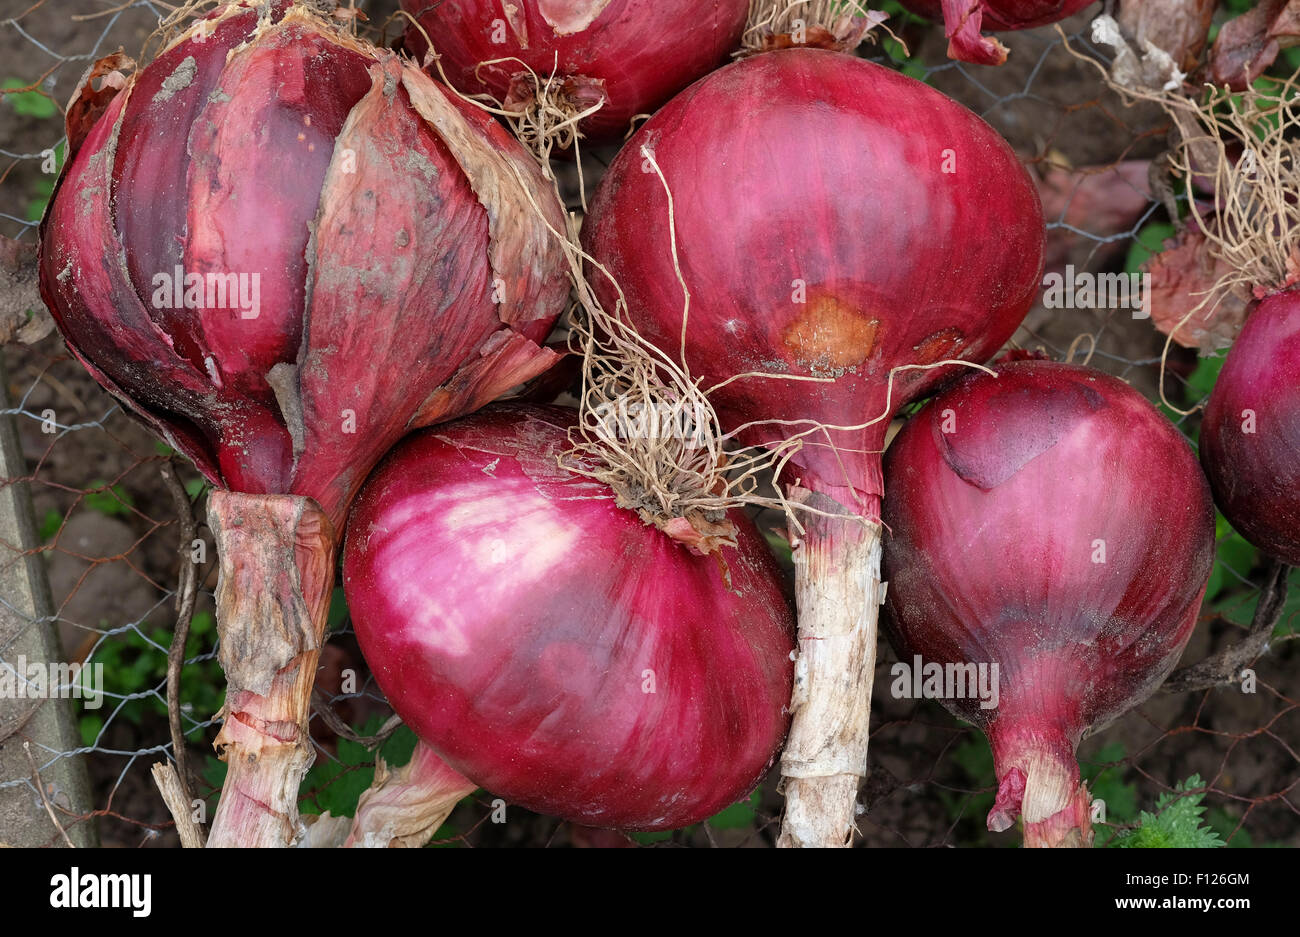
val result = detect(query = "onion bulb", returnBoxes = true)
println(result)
[881,359,1215,847]
[343,404,795,831]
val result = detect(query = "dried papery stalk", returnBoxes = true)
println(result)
[501,70,602,171]
[1073,21,1300,406]
[1149,82,1300,300]
[741,0,894,53]
[342,744,476,848]
[400,10,603,194]
[206,492,335,848]
[777,500,879,847]
[1080,18,1300,295]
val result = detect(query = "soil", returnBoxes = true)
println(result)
[1,0,1295,849]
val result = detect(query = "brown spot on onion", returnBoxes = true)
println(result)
[781,294,879,373]
[912,326,965,364]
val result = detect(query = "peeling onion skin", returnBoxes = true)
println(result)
[400,0,749,142]
[881,360,1215,846]
[38,0,570,532]
[342,405,795,831]
[583,49,1045,515]
[898,0,1096,65]
[1200,289,1300,566]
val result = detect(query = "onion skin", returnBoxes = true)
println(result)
[898,0,1096,65]
[39,0,569,533]
[583,49,1045,515]
[1200,289,1300,566]
[881,360,1215,847]
[400,0,748,141]
[342,405,795,831]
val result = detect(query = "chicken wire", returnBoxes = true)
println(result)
[0,0,1295,848]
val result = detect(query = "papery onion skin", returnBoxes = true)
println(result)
[400,0,749,141]
[881,360,1215,846]
[583,48,1045,517]
[1200,289,1300,566]
[39,0,570,532]
[897,0,1096,65]
[342,405,795,831]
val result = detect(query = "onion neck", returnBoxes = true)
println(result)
[343,742,477,848]
[205,491,337,848]
[778,488,882,848]
[988,722,1092,848]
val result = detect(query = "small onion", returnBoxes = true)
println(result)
[881,359,1215,847]
[400,0,749,142]
[1200,289,1300,566]
[343,405,795,831]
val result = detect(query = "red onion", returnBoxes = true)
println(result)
[42,1,568,530]
[38,1,568,846]
[400,0,748,142]
[1200,289,1300,566]
[342,405,795,831]
[582,48,1044,845]
[882,359,1215,847]
[897,0,1095,64]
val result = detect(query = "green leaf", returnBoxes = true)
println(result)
[297,714,403,818]
[190,610,215,637]
[78,714,103,747]
[203,755,227,790]
[326,587,349,631]
[83,481,134,517]
[1185,353,1224,401]
[1203,515,1259,605]
[1081,742,1138,825]
[38,509,62,542]
[762,530,792,566]
[2,78,57,119]
[379,725,419,768]
[1124,222,1175,275]
[1205,807,1254,848]
[1214,565,1300,639]
[707,788,761,830]
[426,821,463,847]
[1111,775,1225,848]
[311,763,376,819]
[26,193,52,221]
[935,734,998,840]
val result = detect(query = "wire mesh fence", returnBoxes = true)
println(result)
[0,0,1296,848]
